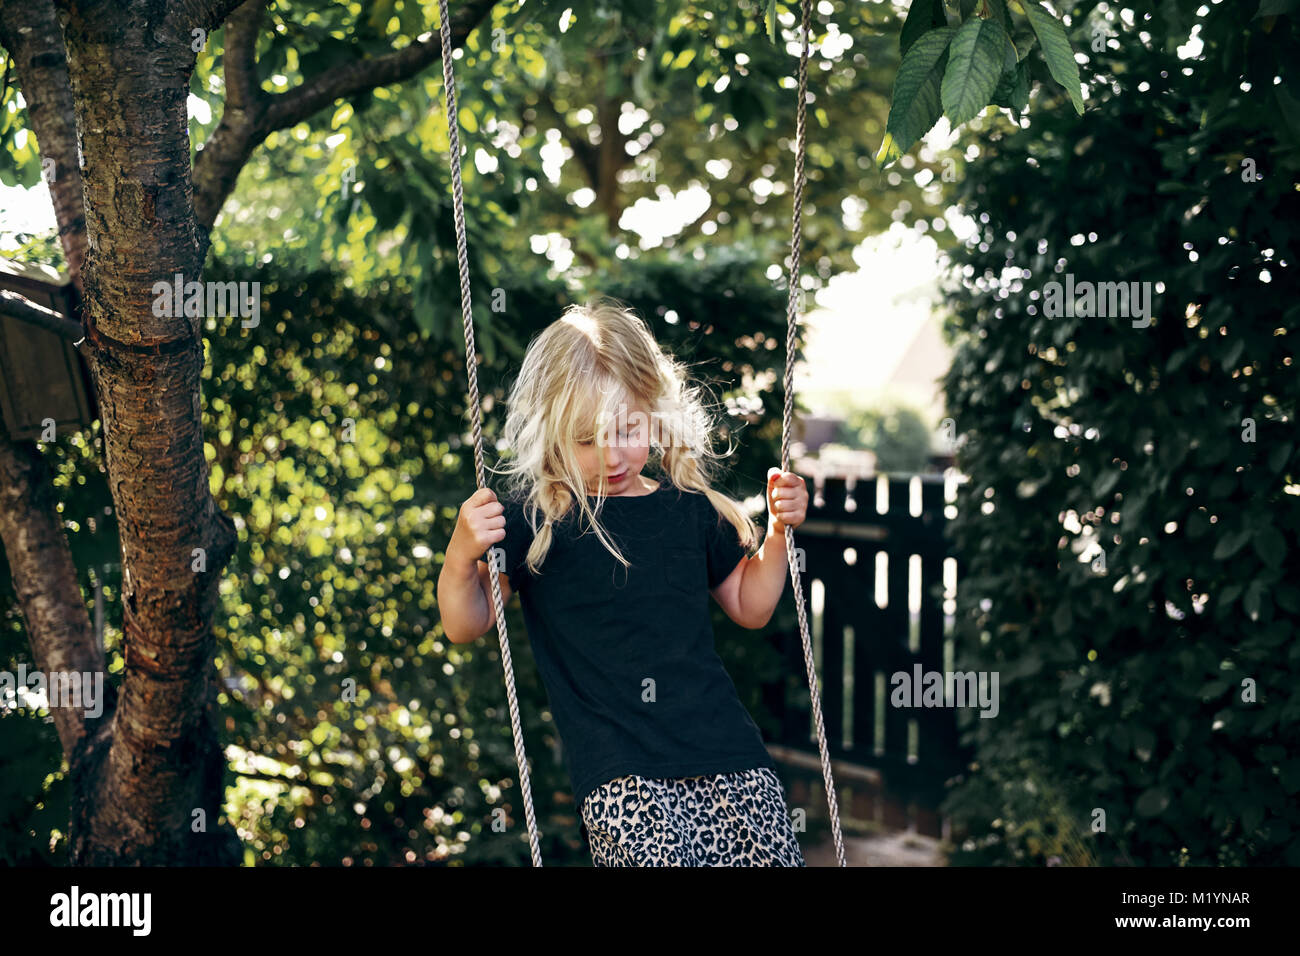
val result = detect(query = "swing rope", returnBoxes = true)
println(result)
[782,0,847,869]
[438,0,543,868]
[438,0,844,868]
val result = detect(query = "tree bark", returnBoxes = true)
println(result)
[52,0,239,864]
[595,89,626,233]
[0,289,83,339]
[0,0,89,285]
[0,0,502,865]
[0,0,106,830]
[0,432,111,757]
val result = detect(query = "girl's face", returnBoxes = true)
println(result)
[576,399,652,496]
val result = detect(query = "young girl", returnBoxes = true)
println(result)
[437,299,809,866]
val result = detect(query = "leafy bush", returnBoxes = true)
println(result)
[1,241,802,866]
[842,402,935,472]
[938,0,1300,866]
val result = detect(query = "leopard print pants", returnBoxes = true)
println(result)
[579,767,806,866]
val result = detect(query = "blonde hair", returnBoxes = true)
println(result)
[494,297,760,574]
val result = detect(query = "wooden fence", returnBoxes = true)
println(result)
[763,472,972,840]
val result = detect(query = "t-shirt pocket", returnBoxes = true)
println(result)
[662,546,707,596]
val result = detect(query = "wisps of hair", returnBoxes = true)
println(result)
[492,296,760,574]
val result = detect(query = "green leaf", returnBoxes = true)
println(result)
[368,0,397,35]
[1011,25,1039,61]
[1268,441,1293,474]
[1280,758,1300,795]
[1093,468,1120,498]
[1136,787,1170,817]
[1001,29,1021,72]
[1006,60,1031,114]
[1219,755,1243,790]
[1200,676,1233,697]
[901,0,947,56]
[1255,0,1298,17]
[1253,526,1286,567]
[942,18,1010,128]
[986,0,1013,28]
[1024,2,1084,115]
[1132,727,1156,757]
[1244,580,1266,620]
[876,26,957,168]
[766,0,779,44]
[302,228,325,272]
[1219,337,1245,371]
[1218,582,1244,608]
[397,0,423,38]
[632,54,653,104]
[1212,528,1251,561]
[1275,82,1300,143]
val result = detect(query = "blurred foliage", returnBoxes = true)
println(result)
[0,229,63,268]
[0,308,114,862]
[0,690,70,865]
[1,0,863,867]
[1,240,808,865]
[937,0,1300,865]
[15,0,1290,870]
[841,401,933,472]
[90,0,968,350]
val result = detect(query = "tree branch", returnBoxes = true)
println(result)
[0,289,83,341]
[594,89,631,231]
[193,0,502,260]
[191,0,269,241]
[0,0,90,286]
[175,0,261,35]
[222,0,264,113]
[260,0,500,133]
[0,431,107,759]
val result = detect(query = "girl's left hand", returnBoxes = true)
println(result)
[766,468,808,533]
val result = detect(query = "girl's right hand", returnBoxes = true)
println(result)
[449,488,506,565]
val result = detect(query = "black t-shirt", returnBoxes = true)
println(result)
[497,474,777,810]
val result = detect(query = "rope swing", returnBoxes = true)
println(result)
[438,0,845,868]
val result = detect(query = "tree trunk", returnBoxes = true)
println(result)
[0,0,500,865]
[0,1,89,280]
[0,433,111,757]
[54,1,238,865]
[596,91,625,233]
[0,0,101,784]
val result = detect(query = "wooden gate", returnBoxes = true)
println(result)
[763,472,972,839]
